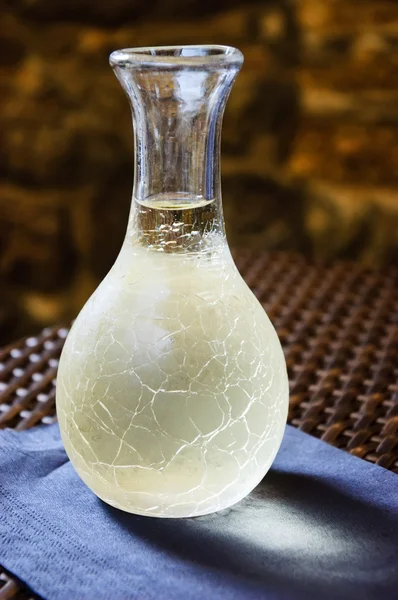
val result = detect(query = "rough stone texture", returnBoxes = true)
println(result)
[0,0,397,343]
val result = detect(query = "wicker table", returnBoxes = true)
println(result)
[0,251,397,600]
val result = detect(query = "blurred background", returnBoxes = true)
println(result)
[1,0,397,345]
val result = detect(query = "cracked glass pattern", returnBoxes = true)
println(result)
[56,46,289,517]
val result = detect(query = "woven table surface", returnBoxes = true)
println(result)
[0,250,397,600]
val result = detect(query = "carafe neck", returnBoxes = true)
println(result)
[110,46,243,253]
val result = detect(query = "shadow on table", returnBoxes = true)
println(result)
[101,469,398,599]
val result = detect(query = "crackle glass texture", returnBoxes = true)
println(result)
[56,46,289,517]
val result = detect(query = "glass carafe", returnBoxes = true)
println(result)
[56,45,289,518]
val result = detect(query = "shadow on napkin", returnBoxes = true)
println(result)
[1,424,397,600]
[102,468,398,600]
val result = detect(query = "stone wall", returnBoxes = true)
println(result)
[1,0,397,342]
